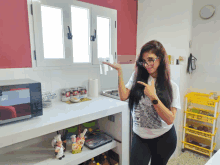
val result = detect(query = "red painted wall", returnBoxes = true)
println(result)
[0,0,32,68]
[0,0,137,68]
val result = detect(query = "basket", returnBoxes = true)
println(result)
[184,126,217,140]
[182,141,216,156]
[185,111,218,124]
[185,92,220,107]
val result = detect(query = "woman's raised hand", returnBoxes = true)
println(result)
[102,62,122,71]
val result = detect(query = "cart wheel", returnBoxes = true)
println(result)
[213,150,217,154]
[181,149,185,152]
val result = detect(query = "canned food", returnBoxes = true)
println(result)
[78,86,87,99]
[70,88,80,102]
[61,88,71,102]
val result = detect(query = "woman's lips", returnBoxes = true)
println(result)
[147,68,152,71]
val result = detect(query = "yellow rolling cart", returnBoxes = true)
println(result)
[182,92,220,157]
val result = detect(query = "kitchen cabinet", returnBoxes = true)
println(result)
[0,95,130,165]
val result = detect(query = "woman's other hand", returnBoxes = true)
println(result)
[137,79,158,100]
[102,62,122,71]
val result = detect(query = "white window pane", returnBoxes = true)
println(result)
[97,16,110,58]
[41,5,64,59]
[71,6,90,63]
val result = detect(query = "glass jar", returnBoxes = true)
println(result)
[78,86,87,99]
[61,88,71,102]
[70,88,80,102]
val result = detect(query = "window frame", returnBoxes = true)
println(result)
[27,0,117,70]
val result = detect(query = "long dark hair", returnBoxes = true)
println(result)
[128,40,173,112]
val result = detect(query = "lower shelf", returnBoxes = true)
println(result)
[0,138,117,165]
[182,141,216,157]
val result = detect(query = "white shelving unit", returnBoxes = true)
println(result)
[0,95,130,165]
[0,137,117,165]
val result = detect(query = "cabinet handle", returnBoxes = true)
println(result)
[67,26,73,40]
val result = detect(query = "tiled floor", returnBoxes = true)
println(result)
[167,150,210,165]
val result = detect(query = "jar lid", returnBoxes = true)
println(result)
[70,88,78,91]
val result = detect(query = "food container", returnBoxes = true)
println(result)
[213,92,218,100]
[61,88,71,102]
[78,86,87,99]
[168,55,171,64]
[70,88,80,103]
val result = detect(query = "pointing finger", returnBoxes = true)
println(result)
[137,81,147,86]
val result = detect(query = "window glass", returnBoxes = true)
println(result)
[97,16,110,58]
[71,6,90,63]
[41,5,65,59]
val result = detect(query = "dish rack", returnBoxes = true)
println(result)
[182,92,220,157]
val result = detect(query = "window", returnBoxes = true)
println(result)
[31,0,117,67]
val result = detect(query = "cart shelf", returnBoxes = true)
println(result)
[185,111,219,124]
[184,126,218,140]
[185,92,220,107]
[182,141,216,157]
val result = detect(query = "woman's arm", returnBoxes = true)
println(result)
[118,69,130,101]
[149,95,177,125]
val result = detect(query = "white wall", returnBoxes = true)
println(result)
[137,0,193,159]
[190,0,220,150]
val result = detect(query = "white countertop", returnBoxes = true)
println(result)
[205,150,220,165]
[0,95,128,148]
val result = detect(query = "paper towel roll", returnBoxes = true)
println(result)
[89,79,99,97]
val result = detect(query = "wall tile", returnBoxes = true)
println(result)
[24,68,52,92]
[62,68,89,89]
[0,68,25,80]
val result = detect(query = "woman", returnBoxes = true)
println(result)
[103,40,181,165]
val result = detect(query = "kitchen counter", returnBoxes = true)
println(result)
[0,95,130,165]
[205,149,220,165]
[0,95,128,148]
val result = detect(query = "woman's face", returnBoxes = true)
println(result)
[142,52,160,77]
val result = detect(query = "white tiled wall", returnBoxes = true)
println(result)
[0,67,99,100]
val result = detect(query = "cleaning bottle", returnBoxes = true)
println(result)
[101,155,110,165]
[88,158,96,165]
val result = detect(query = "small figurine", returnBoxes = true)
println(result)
[71,129,87,154]
[52,134,65,160]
